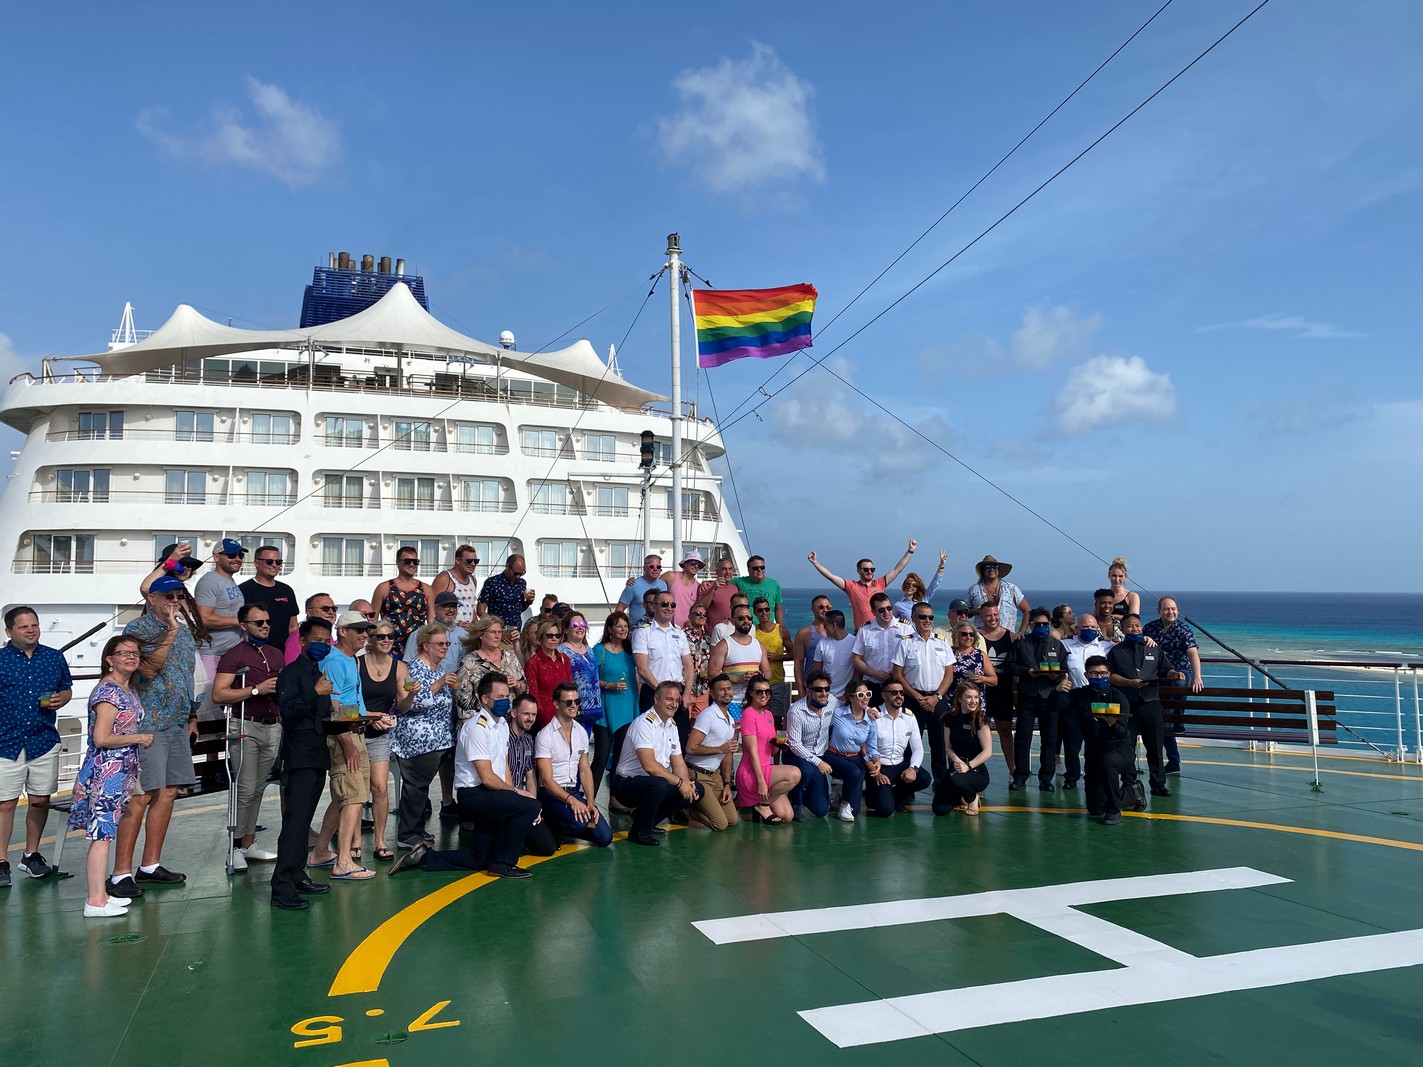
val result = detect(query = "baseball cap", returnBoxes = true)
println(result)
[948,599,972,613]
[218,538,246,557]
[433,591,460,608]
[335,610,375,631]
[149,575,185,594]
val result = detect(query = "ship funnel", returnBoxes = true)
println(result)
[328,252,337,268]
[378,256,392,274]
[338,251,351,270]
[395,258,405,277]
[361,254,374,272]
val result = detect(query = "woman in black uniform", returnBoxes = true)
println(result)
[932,685,993,816]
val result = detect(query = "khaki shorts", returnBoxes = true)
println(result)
[326,734,371,806]
[0,743,61,801]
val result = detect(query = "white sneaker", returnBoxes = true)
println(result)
[105,896,133,908]
[229,848,248,872]
[84,900,129,918]
[837,802,856,823]
[242,844,278,862]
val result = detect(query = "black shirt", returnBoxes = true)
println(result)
[1071,683,1135,748]
[239,578,299,640]
[278,655,330,770]
[1007,633,1069,699]
[1106,641,1173,704]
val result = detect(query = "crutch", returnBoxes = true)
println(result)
[223,667,249,875]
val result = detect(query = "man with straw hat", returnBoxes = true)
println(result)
[966,555,1031,636]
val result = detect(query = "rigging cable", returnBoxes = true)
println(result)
[711,0,1179,429]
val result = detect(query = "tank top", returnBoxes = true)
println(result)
[359,655,399,737]
[981,629,1013,671]
[381,581,428,645]
[443,570,479,625]
[1112,597,1129,620]
[754,624,787,684]
[720,635,764,700]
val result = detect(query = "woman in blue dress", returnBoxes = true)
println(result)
[69,635,154,917]
[593,611,637,788]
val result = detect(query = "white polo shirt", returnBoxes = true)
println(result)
[534,719,589,789]
[893,632,953,693]
[631,621,691,683]
[457,710,509,788]
[615,710,682,778]
[875,708,924,766]
[687,702,736,773]
[1064,635,1117,687]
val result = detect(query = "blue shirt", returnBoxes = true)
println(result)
[829,705,879,758]
[319,648,365,715]
[478,572,529,629]
[405,625,468,674]
[618,577,667,624]
[124,613,198,732]
[0,642,74,760]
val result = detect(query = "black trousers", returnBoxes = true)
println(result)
[1085,742,1137,816]
[1058,703,1084,783]
[933,766,990,814]
[864,758,931,817]
[587,722,611,794]
[272,766,325,898]
[1131,701,1167,789]
[609,773,702,838]
[1014,692,1062,784]
[395,749,447,845]
[452,786,540,871]
[922,713,948,785]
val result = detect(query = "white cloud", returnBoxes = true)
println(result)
[0,332,26,382]
[137,77,342,188]
[1009,305,1104,369]
[658,42,824,194]
[1053,355,1177,436]
[1197,312,1365,340]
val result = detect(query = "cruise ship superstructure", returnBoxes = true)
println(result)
[0,254,747,674]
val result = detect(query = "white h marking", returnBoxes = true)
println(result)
[692,867,1423,1047]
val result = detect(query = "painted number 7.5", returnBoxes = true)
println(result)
[291,1000,460,1049]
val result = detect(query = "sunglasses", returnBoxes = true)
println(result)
[400,558,419,565]
[883,688,905,696]
[749,565,766,571]
[875,605,893,614]
[915,614,934,621]
[570,623,588,631]
[373,633,394,641]
[246,619,271,627]
[750,688,771,696]
[459,557,479,565]
[809,685,830,693]
[258,557,283,565]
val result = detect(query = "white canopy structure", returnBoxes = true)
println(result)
[79,283,666,409]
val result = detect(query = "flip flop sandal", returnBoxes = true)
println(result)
[307,856,336,868]
[331,867,375,880]
[373,848,395,862]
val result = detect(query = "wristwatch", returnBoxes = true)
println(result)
[251,686,260,698]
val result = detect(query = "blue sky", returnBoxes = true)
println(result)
[2,1,1420,594]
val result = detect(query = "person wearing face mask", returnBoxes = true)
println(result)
[1073,656,1143,825]
[1059,615,1115,790]
[211,604,286,870]
[783,669,839,821]
[1006,607,1072,792]
[390,673,541,879]
[1108,614,1185,798]
[271,620,339,910]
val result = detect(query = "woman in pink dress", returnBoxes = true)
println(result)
[734,675,801,824]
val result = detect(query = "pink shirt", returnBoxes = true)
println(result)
[844,579,887,629]
[668,574,702,626]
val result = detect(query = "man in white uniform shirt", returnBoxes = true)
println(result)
[1059,615,1116,790]
[892,601,955,787]
[865,682,930,816]
[631,591,694,743]
[389,673,539,879]
[682,674,739,831]
[810,610,855,701]
[610,681,702,846]
[534,682,611,847]
[851,592,909,705]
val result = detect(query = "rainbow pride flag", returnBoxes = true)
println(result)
[692,283,817,369]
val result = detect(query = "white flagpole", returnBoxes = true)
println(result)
[667,233,685,570]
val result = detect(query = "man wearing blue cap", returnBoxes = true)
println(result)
[195,539,246,691]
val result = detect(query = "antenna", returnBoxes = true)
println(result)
[607,343,621,376]
[109,302,138,350]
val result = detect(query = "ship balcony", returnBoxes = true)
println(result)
[25,488,298,508]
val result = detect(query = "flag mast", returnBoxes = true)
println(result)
[666,233,685,570]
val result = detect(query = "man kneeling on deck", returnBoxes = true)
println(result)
[1075,656,1145,826]
[534,683,612,847]
[390,673,540,879]
[682,674,740,831]
[610,680,703,846]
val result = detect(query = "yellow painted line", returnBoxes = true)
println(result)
[990,806,1423,853]
[1182,759,1423,783]
[328,828,667,997]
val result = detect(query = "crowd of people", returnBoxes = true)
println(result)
[0,539,1205,918]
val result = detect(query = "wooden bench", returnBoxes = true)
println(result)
[1159,685,1337,746]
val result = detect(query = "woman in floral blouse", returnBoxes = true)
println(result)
[392,622,457,849]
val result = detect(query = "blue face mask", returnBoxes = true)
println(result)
[1079,629,1100,644]
[1088,676,1111,691]
[248,634,268,648]
[306,642,331,661]
[1031,623,1051,638]
[1125,632,1144,645]
[490,698,511,718]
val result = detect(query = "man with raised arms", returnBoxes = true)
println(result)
[807,540,918,630]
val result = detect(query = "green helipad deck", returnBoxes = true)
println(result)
[5,745,1423,1066]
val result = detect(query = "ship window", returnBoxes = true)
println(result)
[664,490,704,519]
[154,533,201,561]
[594,485,628,517]
[392,420,432,452]
[608,541,642,578]
[539,540,583,578]
[396,539,441,570]
[322,537,369,577]
[520,428,560,458]
[323,474,365,509]
[165,469,207,505]
[458,479,504,513]
[455,424,496,454]
[531,481,571,515]
[459,538,520,569]
[230,534,291,561]
[33,533,95,575]
[651,440,673,467]
[324,417,364,448]
[394,476,437,511]
[176,411,215,443]
[77,411,123,441]
[55,468,110,504]
[584,434,616,462]
[250,413,295,445]
[246,471,292,506]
